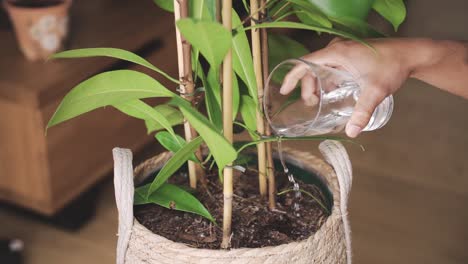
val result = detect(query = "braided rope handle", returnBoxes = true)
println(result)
[319,140,353,264]
[112,142,353,264]
[113,148,134,264]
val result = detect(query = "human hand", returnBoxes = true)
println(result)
[280,38,415,138]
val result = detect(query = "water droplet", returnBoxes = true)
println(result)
[278,138,302,212]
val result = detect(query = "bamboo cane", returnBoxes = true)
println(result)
[260,1,276,209]
[221,0,234,249]
[173,0,205,189]
[251,0,268,198]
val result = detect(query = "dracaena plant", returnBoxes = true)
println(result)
[47,0,406,248]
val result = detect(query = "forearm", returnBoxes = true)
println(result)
[407,39,468,98]
[301,37,468,138]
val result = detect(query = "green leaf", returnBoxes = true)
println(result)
[190,0,215,76]
[155,131,199,162]
[147,137,204,197]
[233,121,259,140]
[234,153,253,166]
[372,0,406,31]
[287,0,332,28]
[135,183,215,222]
[239,95,257,137]
[169,97,237,170]
[280,1,384,38]
[176,19,232,68]
[113,100,176,137]
[294,10,332,28]
[241,0,249,13]
[268,34,310,84]
[268,34,309,72]
[245,21,370,48]
[270,0,293,18]
[145,105,184,134]
[205,68,222,129]
[205,0,216,20]
[330,16,386,38]
[47,70,174,128]
[232,10,258,107]
[206,69,221,104]
[51,48,179,84]
[190,0,214,20]
[153,0,174,12]
[232,74,240,121]
[306,0,375,21]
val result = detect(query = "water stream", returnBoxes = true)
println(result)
[277,137,302,214]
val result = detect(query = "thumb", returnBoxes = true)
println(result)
[345,86,387,138]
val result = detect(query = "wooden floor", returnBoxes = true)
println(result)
[0,181,117,264]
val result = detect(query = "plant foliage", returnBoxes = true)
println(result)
[48,0,407,222]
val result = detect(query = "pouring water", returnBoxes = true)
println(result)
[264,59,394,211]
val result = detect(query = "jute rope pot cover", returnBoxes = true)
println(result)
[113,140,353,264]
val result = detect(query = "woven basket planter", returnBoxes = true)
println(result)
[113,141,353,264]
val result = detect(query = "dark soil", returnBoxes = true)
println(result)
[135,167,330,249]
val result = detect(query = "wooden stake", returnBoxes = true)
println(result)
[173,0,205,189]
[221,0,234,249]
[260,2,276,209]
[251,0,267,197]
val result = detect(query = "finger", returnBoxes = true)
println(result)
[281,48,341,95]
[345,86,387,138]
[301,46,360,78]
[280,64,308,95]
[300,74,319,106]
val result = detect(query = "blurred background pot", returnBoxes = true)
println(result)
[4,0,71,61]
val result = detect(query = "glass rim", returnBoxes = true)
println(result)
[264,58,324,135]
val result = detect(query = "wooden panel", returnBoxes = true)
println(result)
[0,0,179,214]
[0,99,51,212]
[0,0,173,106]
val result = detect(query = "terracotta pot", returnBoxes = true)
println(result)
[4,0,72,61]
[112,141,354,264]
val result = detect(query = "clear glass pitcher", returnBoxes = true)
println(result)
[264,59,393,137]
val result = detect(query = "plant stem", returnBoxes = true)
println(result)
[271,1,290,17]
[251,0,268,197]
[240,0,278,26]
[221,0,234,249]
[236,135,358,154]
[216,0,222,22]
[173,0,205,189]
[260,1,276,210]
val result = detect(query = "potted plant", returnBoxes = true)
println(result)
[47,0,407,263]
[4,0,71,61]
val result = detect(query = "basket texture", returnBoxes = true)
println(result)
[113,141,352,264]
